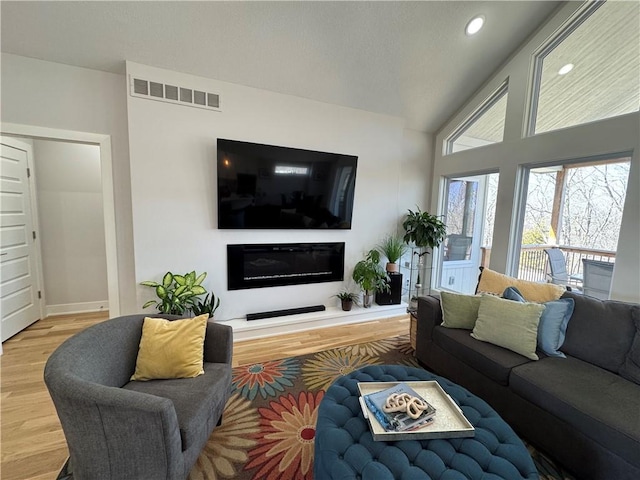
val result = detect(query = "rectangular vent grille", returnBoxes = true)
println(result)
[149,82,163,98]
[129,76,221,112]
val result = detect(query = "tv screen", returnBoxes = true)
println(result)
[217,139,358,229]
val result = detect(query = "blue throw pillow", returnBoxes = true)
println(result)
[503,286,526,302]
[502,287,575,358]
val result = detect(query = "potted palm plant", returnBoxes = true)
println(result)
[352,249,390,308]
[334,291,359,311]
[377,234,408,273]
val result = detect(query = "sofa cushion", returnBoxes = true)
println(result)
[620,309,640,385]
[476,267,565,302]
[510,356,640,468]
[471,294,544,360]
[440,291,481,329]
[561,292,637,373]
[433,326,531,385]
[124,362,231,451]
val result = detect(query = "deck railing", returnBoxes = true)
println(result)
[481,245,616,283]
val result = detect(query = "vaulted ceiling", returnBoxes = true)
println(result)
[1,1,563,132]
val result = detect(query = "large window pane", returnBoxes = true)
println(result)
[516,157,630,299]
[446,85,508,154]
[533,1,640,134]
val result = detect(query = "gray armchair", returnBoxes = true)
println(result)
[44,314,233,480]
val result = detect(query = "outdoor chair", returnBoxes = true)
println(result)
[582,259,614,300]
[544,248,583,289]
[445,235,473,261]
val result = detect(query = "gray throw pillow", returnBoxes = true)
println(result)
[471,294,544,360]
[440,291,481,329]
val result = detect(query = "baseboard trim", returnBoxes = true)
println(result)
[46,301,109,317]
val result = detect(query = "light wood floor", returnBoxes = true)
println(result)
[1,311,409,480]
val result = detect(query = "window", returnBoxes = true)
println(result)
[445,83,508,154]
[531,1,640,135]
[516,157,630,298]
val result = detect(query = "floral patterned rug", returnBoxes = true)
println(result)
[188,334,574,480]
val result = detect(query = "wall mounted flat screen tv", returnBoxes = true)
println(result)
[217,139,358,229]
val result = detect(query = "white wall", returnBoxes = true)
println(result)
[400,129,434,222]
[0,54,433,319]
[0,53,138,313]
[126,62,429,319]
[432,2,640,302]
[33,140,108,312]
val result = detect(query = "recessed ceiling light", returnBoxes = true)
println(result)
[558,63,574,75]
[465,15,485,36]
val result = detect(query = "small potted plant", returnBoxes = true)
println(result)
[141,270,207,315]
[191,292,221,319]
[352,249,390,308]
[334,291,359,311]
[377,234,408,273]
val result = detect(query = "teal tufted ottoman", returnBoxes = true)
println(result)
[315,365,538,479]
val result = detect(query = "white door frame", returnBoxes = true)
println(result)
[1,123,121,317]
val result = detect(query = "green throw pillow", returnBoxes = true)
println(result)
[440,291,482,329]
[471,294,545,360]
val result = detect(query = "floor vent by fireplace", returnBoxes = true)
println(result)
[227,242,344,290]
[247,305,325,321]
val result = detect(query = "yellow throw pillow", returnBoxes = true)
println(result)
[131,314,209,381]
[477,267,565,303]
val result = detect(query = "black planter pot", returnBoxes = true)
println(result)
[341,299,353,311]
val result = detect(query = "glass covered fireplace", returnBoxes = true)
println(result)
[227,242,345,290]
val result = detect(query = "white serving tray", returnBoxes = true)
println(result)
[357,381,475,441]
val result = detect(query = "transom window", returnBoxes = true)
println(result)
[530,0,640,135]
[444,82,508,155]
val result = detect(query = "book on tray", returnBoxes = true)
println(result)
[362,382,436,432]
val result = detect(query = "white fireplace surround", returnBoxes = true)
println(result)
[218,302,407,341]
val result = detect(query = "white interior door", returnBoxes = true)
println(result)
[1,138,43,341]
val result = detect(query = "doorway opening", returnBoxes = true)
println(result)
[1,124,119,342]
[436,172,499,294]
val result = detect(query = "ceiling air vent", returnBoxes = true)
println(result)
[129,76,221,112]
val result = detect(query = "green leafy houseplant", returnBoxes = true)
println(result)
[141,271,207,315]
[403,208,446,308]
[352,249,390,307]
[402,207,447,250]
[191,293,221,318]
[377,234,408,272]
[335,291,359,302]
[334,290,359,311]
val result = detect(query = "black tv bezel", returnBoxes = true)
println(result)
[217,138,357,230]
